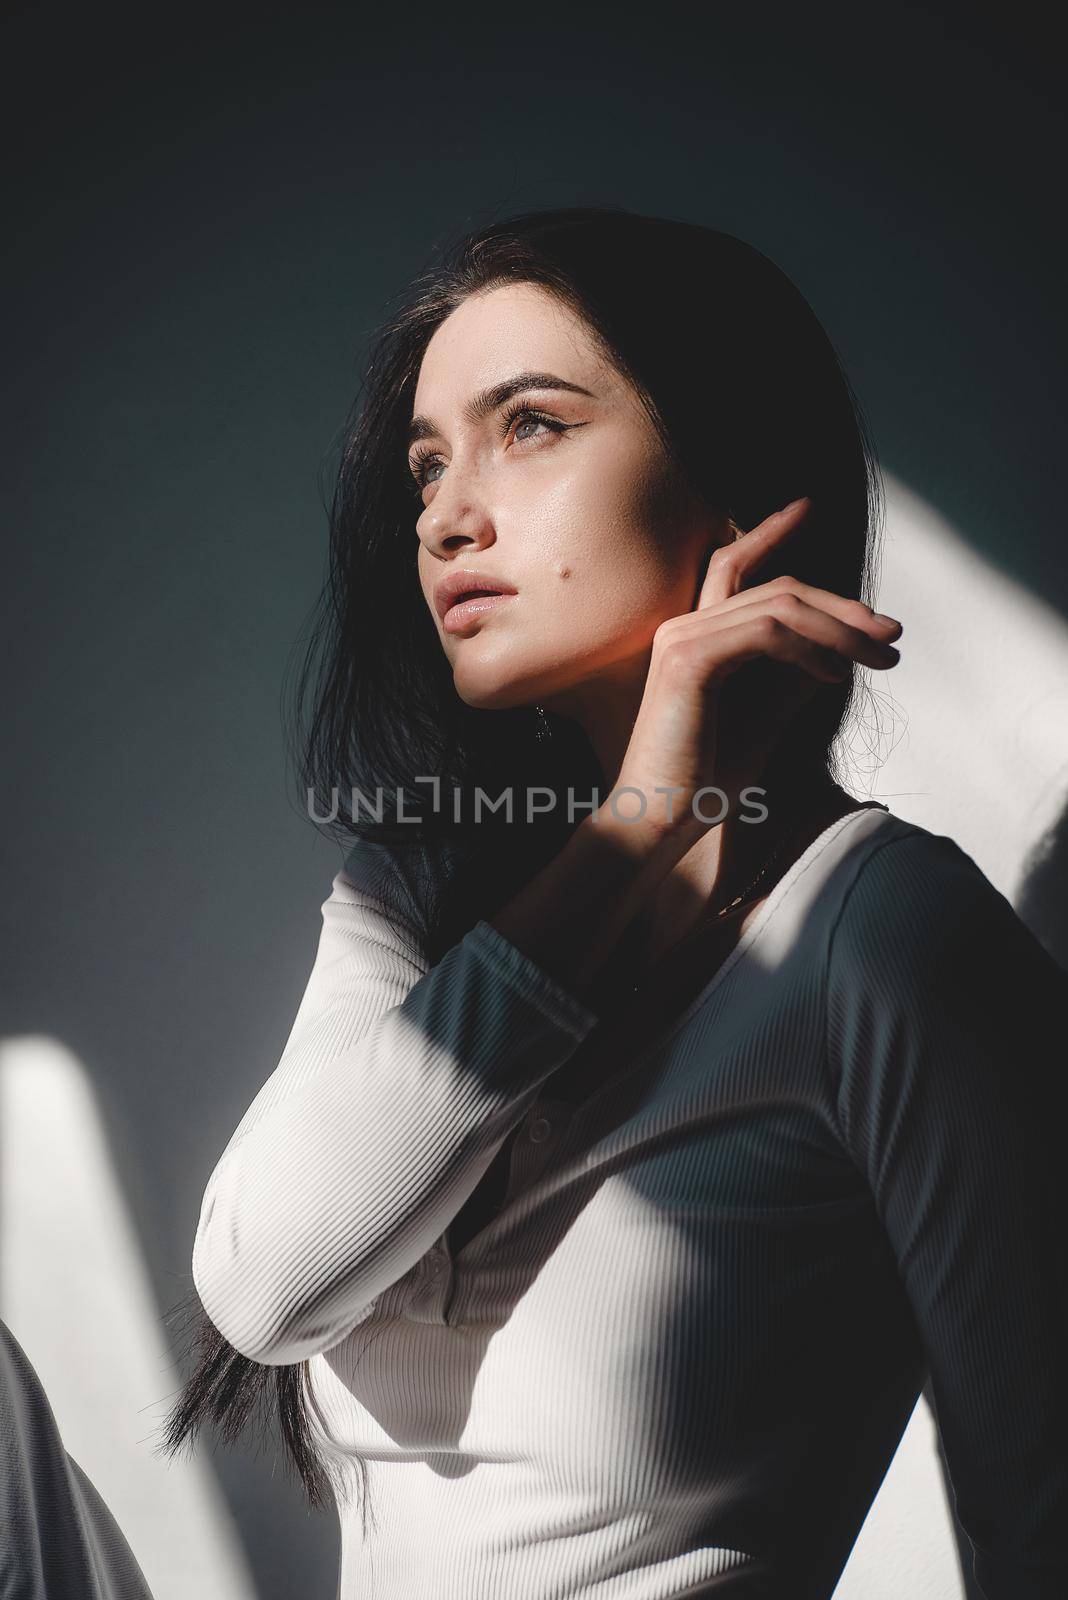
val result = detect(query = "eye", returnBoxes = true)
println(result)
[502,403,562,445]
[407,444,445,495]
[406,403,572,499]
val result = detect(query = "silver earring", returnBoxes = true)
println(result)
[533,704,551,741]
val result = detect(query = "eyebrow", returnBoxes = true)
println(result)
[407,371,596,449]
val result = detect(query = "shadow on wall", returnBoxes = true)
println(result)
[1017,807,1068,968]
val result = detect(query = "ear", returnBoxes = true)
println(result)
[699,510,738,558]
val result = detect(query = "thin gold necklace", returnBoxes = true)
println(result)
[627,799,887,995]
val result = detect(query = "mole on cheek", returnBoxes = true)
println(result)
[552,564,572,580]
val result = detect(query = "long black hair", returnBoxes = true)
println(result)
[155,205,885,1515]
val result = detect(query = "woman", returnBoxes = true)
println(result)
[159,207,1067,1598]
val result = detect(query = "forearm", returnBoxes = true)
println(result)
[193,806,689,1365]
[192,911,600,1365]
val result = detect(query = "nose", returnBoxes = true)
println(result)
[417,473,497,561]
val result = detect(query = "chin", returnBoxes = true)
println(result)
[453,680,534,713]
[448,656,553,714]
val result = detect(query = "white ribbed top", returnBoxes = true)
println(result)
[192,807,1068,1599]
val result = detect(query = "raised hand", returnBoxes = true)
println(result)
[610,497,902,845]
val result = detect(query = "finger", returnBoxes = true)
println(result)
[695,611,896,686]
[667,591,902,670]
[696,497,813,611]
[687,576,902,638]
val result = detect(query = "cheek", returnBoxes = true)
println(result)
[533,458,698,632]
[529,556,691,662]
[415,548,437,610]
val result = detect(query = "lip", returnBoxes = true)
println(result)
[441,592,517,635]
[434,568,519,622]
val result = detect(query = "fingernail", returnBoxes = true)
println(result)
[782,496,809,514]
[873,613,901,630]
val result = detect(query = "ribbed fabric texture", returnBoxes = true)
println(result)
[192,808,1068,1600]
[0,1317,154,1600]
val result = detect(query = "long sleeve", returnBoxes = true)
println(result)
[192,838,599,1366]
[825,828,1068,1600]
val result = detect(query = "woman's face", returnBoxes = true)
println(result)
[411,281,717,725]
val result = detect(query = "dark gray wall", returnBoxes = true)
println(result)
[2,4,1061,1596]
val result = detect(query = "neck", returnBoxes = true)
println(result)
[537,679,854,933]
[633,762,853,948]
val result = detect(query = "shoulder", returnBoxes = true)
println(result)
[825,816,1066,1023]
[831,818,1022,949]
[324,831,434,945]
[833,818,998,935]
[333,829,476,944]
[823,818,1068,1214]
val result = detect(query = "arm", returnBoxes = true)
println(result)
[192,806,685,1367]
[826,829,1068,1600]
[192,837,600,1365]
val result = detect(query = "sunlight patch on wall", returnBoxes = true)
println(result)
[833,1393,965,1600]
[0,1033,259,1600]
[837,473,1068,904]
